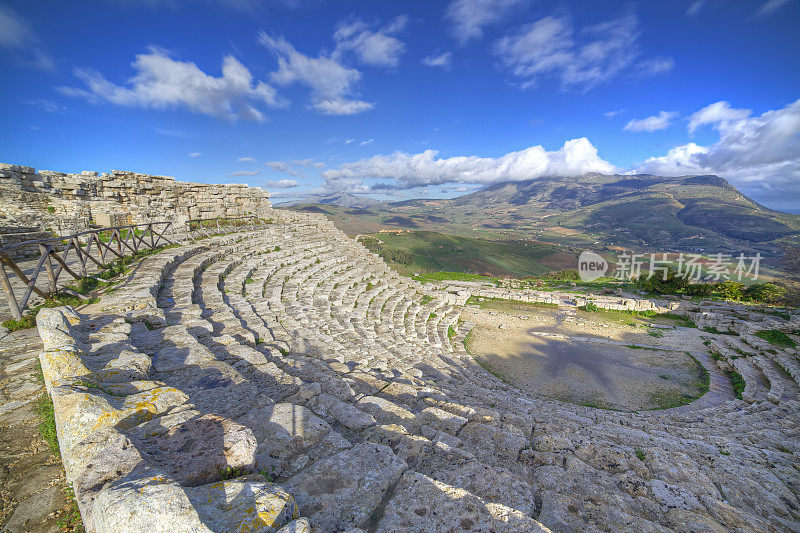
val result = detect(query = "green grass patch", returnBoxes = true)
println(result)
[218,466,246,480]
[724,368,745,400]
[2,314,37,331]
[658,313,697,328]
[577,400,618,410]
[2,292,99,331]
[466,295,557,311]
[33,363,62,458]
[35,393,59,457]
[369,230,560,279]
[413,271,492,284]
[573,305,659,327]
[702,326,736,335]
[648,388,699,409]
[754,329,796,348]
[57,485,83,531]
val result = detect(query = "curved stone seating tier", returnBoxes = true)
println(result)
[37,215,800,532]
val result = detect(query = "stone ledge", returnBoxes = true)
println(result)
[36,305,304,533]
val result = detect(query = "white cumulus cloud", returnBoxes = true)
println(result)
[624,111,678,132]
[446,0,527,44]
[322,137,615,192]
[637,99,800,208]
[493,14,672,91]
[265,179,299,188]
[687,100,752,133]
[229,170,262,177]
[333,16,407,68]
[238,156,256,163]
[188,152,202,158]
[422,51,453,70]
[259,32,373,116]
[59,47,284,121]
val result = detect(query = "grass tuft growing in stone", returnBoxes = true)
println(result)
[754,329,796,348]
[218,466,245,480]
[35,393,59,458]
[725,369,745,400]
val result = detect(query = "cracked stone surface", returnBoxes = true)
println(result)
[7,207,798,532]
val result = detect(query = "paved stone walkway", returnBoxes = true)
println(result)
[0,328,78,533]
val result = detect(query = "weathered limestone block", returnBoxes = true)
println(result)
[357,396,420,430]
[417,406,468,435]
[362,424,436,463]
[92,472,299,533]
[433,461,536,517]
[283,443,406,531]
[152,338,217,372]
[133,413,257,487]
[69,428,147,531]
[237,402,349,468]
[376,471,550,532]
[165,361,259,419]
[50,382,190,453]
[458,422,529,466]
[306,393,376,431]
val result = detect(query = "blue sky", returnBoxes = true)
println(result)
[1,0,798,211]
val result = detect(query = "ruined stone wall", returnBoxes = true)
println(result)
[0,163,272,232]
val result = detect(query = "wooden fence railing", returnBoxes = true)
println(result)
[184,216,267,241]
[0,221,174,320]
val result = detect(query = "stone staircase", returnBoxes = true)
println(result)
[31,211,800,532]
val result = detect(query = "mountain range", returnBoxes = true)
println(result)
[276,192,380,209]
[284,173,800,259]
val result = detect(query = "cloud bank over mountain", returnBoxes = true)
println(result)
[322,137,615,192]
[320,99,800,210]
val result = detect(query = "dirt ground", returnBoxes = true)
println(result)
[462,303,709,411]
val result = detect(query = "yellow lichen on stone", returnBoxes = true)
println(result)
[41,350,91,384]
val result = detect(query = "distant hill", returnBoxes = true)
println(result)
[449,173,798,244]
[283,173,800,259]
[276,192,380,209]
